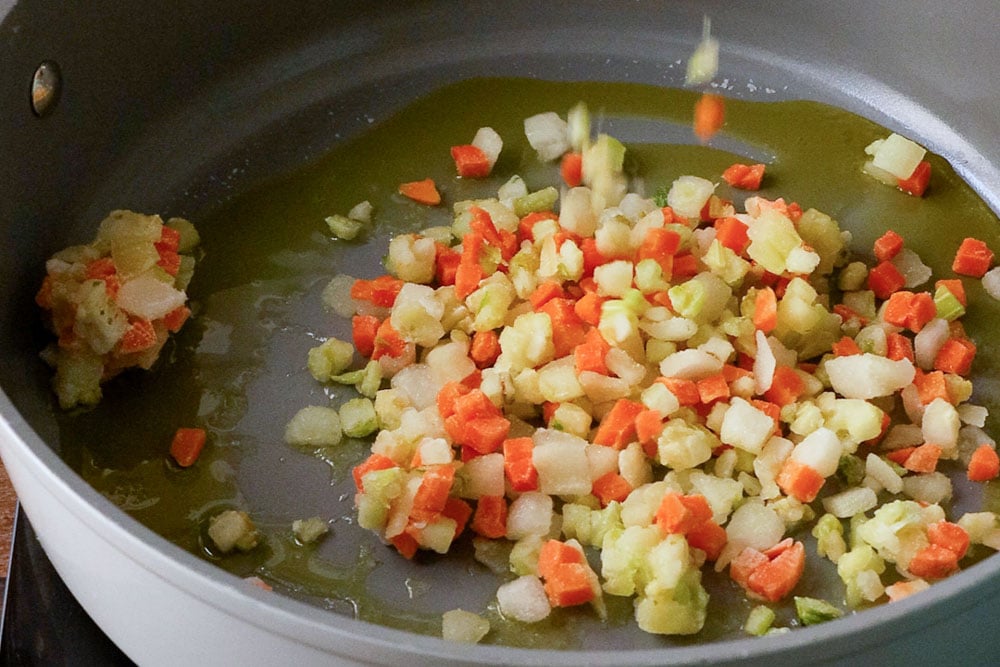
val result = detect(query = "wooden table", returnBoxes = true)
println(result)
[0,461,15,579]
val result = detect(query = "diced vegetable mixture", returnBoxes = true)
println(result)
[36,210,199,409]
[296,100,1000,641]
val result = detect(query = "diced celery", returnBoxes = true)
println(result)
[794,596,843,626]
[509,535,545,576]
[340,397,378,438]
[285,406,343,448]
[512,186,559,217]
[292,516,329,545]
[744,605,776,636]
[165,217,201,253]
[685,17,719,85]
[934,283,966,321]
[441,609,490,644]
[358,360,383,398]
[208,509,260,553]
[307,337,354,382]
[812,513,847,563]
[567,101,591,152]
[326,214,364,240]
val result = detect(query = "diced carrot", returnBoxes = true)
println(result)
[722,364,753,383]
[671,253,700,278]
[450,144,491,178]
[412,465,456,514]
[163,305,191,333]
[763,366,806,407]
[637,227,682,273]
[156,225,181,252]
[721,163,765,190]
[883,290,936,333]
[469,206,503,249]
[952,237,994,277]
[84,256,117,280]
[537,539,586,580]
[434,242,461,286]
[868,260,907,299]
[443,497,474,539]
[752,287,777,333]
[573,291,606,326]
[913,369,951,405]
[686,520,727,561]
[436,381,471,420]
[118,319,158,354]
[885,447,916,466]
[592,471,632,507]
[462,415,511,454]
[714,216,750,254]
[453,389,502,421]
[543,562,596,607]
[592,399,645,449]
[390,532,419,559]
[470,495,508,539]
[746,540,805,602]
[730,547,769,590]
[693,93,725,142]
[776,458,825,503]
[873,230,905,263]
[885,579,930,603]
[750,399,782,434]
[368,275,406,308]
[398,178,441,205]
[580,237,616,276]
[529,280,566,310]
[831,336,862,357]
[933,337,976,375]
[560,151,584,188]
[696,373,730,405]
[656,376,701,406]
[157,249,181,276]
[886,331,915,362]
[927,520,970,559]
[371,319,407,360]
[634,408,664,448]
[470,329,501,369]
[967,444,1000,482]
[574,328,610,375]
[907,544,958,579]
[352,453,397,492]
[655,492,713,535]
[538,297,587,359]
[832,303,868,327]
[169,427,207,467]
[898,160,931,197]
[936,278,967,306]
[503,437,538,492]
[454,258,484,301]
[517,211,558,243]
[903,443,942,473]
[351,314,380,358]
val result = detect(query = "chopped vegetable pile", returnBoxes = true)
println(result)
[36,210,200,409]
[291,100,1000,641]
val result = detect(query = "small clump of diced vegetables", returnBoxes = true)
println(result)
[298,101,1000,639]
[36,210,200,409]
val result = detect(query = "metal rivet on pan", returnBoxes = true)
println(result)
[31,61,61,117]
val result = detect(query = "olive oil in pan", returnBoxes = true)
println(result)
[56,77,1000,647]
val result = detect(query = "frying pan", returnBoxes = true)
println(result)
[2,1,1000,664]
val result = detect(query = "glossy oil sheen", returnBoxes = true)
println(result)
[54,77,1000,648]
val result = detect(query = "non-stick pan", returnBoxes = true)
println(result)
[3,1,1000,665]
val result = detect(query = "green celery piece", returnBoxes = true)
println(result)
[744,605,776,636]
[794,596,844,625]
[934,283,966,321]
